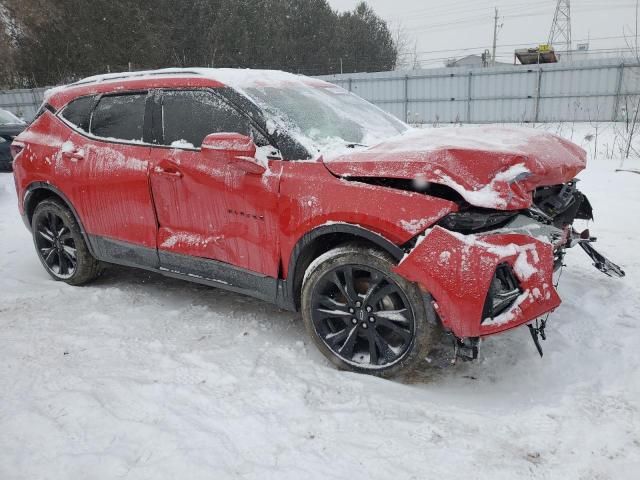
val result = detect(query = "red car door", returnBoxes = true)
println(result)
[58,92,158,266]
[148,89,281,278]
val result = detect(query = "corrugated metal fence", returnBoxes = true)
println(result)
[0,87,45,121]
[317,58,640,124]
[1,58,639,123]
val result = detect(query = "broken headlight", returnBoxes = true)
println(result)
[438,209,518,234]
[533,180,594,227]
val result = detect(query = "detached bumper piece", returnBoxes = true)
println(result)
[535,182,625,278]
[579,241,626,278]
[394,227,561,339]
[567,229,626,278]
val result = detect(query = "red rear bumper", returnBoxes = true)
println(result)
[394,226,561,338]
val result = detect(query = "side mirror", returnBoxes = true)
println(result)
[201,133,265,175]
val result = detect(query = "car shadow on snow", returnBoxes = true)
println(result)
[91,263,302,332]
[85,264,337,382]
[88,263,560,394]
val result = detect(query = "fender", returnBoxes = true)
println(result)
[291,223,405,264]
[276,222,405,311]
[23,182,98,258]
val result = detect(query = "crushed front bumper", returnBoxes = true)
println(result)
[394,226,561,338]
[394,180,625,342]
[395,212,625,340]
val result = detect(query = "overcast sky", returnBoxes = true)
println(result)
[328,0,636,67]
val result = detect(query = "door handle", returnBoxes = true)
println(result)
[154,162,183,178]
[61,149,84,161]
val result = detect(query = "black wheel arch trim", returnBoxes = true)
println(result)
[23,182,97,257]
[277,223,405,311]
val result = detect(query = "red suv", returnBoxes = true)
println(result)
[11,68,624,377]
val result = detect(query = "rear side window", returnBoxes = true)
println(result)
[29,103,55,125]
[60,96,96,131]
[161,90,253,148]
[91,93,147,142]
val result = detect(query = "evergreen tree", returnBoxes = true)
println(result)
[1,0,399,88]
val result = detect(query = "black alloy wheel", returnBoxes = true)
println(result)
[31,199,103,285]
[311,264,415,368]
[34,211,78,278]
[302,245,440,377]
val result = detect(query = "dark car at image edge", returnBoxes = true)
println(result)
[0,108,26,171]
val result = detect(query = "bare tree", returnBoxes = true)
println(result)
[393,22,419,71]
[0,1,17,86]
[617,0,640,165]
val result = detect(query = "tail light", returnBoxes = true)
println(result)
[10,141,24,160]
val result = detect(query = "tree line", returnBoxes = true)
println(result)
[0,0,398,88]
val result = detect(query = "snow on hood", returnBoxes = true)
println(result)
[324,125,587,210]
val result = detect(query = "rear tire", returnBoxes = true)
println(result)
[31,199,103,285]
[301,244,441,378]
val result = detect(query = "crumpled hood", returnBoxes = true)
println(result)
[323,126,587,210]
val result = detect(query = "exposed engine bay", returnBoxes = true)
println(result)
[530,180,625,278]
[433,179,625,278]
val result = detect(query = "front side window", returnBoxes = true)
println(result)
[91,93,147,142]
[161,90,256,148]
[60,96,96,131]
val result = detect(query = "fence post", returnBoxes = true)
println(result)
[30,88,40,110]
[467,72,473,124]
[612,63,625,122]
[534,68,543,123]
[404,75,409,123]
[348,78,353,92]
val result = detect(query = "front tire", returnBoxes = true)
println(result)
[31,199,102,285]
[301,244,440,378]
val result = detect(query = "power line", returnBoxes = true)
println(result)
[401,2,636,33]
[394,0,631,23]
[395,35,631,58]
[392,0,553,20]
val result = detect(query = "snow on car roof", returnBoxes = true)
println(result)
[64,68,321,89]
[44,68,327,102]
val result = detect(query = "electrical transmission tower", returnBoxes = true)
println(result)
[548,0,572,54]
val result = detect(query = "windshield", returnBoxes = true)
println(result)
[243,82,408,156]
[0,109,24,125]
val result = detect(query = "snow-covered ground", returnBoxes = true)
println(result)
[1,124,639,479]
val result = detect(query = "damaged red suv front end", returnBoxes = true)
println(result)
[326,126,625,353]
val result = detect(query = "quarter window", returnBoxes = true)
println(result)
[60,96,96,131]
[91,93,147,142]
[161,90,258,148]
